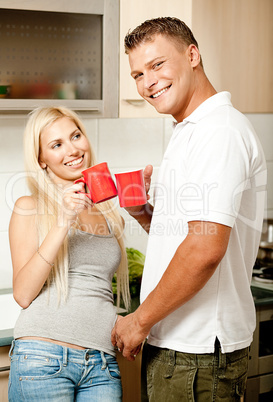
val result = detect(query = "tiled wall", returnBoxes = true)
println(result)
[1,113,272,289]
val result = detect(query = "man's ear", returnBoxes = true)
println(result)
[188,44,201,68]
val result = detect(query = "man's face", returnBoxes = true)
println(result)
[129,34,199,122]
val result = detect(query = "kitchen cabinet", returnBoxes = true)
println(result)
[192,0,273,113]
[117,351,142,402]
[119,0,273,117]
[245,298,273,401]
[1,1,270,117]
[0,346,10,402]
[0,0,119,116]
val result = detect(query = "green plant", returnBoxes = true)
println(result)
[112,247,145,298]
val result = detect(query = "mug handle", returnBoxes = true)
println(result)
[74,178,92,200]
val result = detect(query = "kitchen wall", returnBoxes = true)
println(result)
[1,113,273,289]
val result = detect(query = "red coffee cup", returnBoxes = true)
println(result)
[74,162,118,204]
[115,169,147,208]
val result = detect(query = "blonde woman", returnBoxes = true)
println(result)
[8,106,130,401]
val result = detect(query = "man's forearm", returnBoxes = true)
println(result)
[134,221,231,333]
[134,242,215,332]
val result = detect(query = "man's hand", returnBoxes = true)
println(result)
[111,312,149,361]
[143,164,153,201]
[124,165,153,216]
[124,165,154,234]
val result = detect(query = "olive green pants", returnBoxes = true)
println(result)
[141,340,249,401]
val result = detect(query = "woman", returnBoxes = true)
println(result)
[8,106,130,401]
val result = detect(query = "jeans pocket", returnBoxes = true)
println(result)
[18,354,62,380]
[147,355,197,402]
[105,362,121,381]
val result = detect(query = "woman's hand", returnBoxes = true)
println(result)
[60,182,93,226]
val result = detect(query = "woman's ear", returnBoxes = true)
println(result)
[39,159,47,169]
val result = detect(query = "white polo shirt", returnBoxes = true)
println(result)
[140,92,267,353]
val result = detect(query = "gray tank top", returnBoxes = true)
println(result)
[14,226,121,356]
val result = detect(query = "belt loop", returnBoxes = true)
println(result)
[164,349,175,378]
[63,347,68,367]
[9,339,15,358]
[170,349,175,366]
[100,351,107,370]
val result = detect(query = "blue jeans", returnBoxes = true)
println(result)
[8,340,122,401]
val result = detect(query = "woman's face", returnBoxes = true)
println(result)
[39,117,91,185]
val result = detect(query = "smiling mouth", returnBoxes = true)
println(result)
[150,85,171,99]
[65,156,84,167]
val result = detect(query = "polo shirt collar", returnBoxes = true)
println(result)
[176,91,232,126]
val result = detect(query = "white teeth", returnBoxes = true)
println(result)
[152,87,169,98]
[66,157,83,167]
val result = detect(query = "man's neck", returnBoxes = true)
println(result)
[174,73,217,123]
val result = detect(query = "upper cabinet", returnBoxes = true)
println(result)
[0,0,271,116]
[0,0,119,117]
[192,0,273,114]
[119,0,273,117]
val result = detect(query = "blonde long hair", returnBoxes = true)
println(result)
[24,106,130,310]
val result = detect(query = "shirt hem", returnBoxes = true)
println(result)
[147,335,253,354]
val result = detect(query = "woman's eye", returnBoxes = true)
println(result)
[72,133,81,140]
[52,143,61,149]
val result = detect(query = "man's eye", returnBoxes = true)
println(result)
[154,61,163,69]
[134,73,143,80]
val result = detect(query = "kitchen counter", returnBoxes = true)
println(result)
[0,290,20,347]
[1,285,273,347]
[251,284,273,306]
[0,330,13,348]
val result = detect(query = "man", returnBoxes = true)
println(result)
[111,17,267,401]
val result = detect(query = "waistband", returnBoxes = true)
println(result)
[10,339,114,366]
[145,339,249,368]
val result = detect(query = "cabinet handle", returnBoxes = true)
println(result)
[0,108,100,114]
[124,99,145,106]
[0,366,10,372]
[73,108,100,113]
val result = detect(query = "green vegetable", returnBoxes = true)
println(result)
[112,247,145,298]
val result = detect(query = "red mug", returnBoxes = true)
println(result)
[74,162,118,204]
[115,169,147,207]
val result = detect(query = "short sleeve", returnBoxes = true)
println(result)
[180,125,250,227]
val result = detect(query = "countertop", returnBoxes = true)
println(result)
[0,329,13,347]
[1,283,273,348]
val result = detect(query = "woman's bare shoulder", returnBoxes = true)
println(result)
[13,195,37,214]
